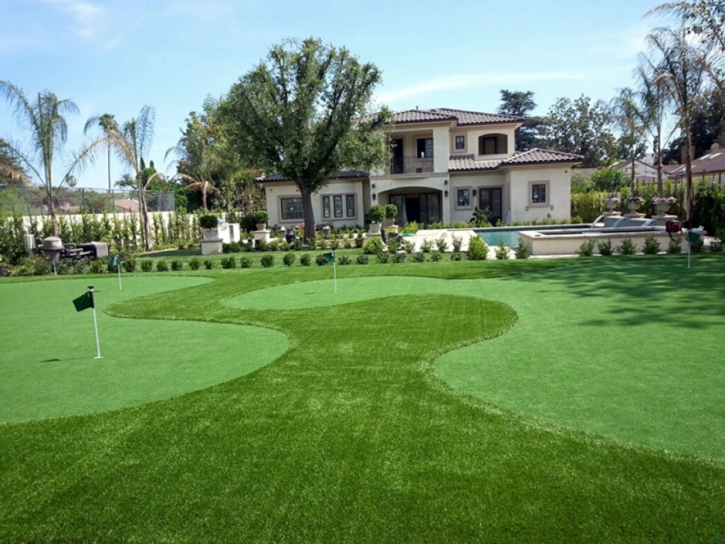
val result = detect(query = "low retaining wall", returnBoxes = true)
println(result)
[519,227,672,256]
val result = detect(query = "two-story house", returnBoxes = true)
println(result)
[259,107,582,228]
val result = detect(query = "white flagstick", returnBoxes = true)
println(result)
[117,259,122,291]
[333,251,337,293]
[89,286,102,359]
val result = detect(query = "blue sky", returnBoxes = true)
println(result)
[1,0,670,188]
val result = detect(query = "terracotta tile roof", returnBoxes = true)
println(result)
[390,108,523,126]
[430,108,523,125]
[449,148,582,172]
[391,109,458,124]
[502,148,583,165]
[259,169,368,183]
[449,154,503,171]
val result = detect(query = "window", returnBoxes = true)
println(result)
[478,134,508,156]
[281,197,303,220]
[455,135,465,150]
[322,196,331,219]
[346,195,356,217]
[333,195,343,218]
[323,194,356,220]
[531,183,547,204]
[456,188,471,208]
[417,137,434,158]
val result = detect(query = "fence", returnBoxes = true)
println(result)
[0,185,175,216]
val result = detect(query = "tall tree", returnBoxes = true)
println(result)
[610,87,649,190]
[107,105,156,249]
[0,137,29,185]
[218,38,391,239]
[497,90,545,151]
[540,95,618,167]
[0,80,100,235]
[647,25,708,220]
[649,1,725,89]
[84,113,118,192]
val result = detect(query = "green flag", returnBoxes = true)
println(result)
[323,252,335,264]
[109,255,119,271]
[73,291,94,312]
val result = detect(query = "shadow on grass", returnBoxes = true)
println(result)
[503,255,725,328]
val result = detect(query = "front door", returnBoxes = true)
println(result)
[478,187,503,225]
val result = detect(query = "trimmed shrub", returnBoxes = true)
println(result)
[619,239,637,256]
[315,254,327,266]
[429,251,442,262]
[89,260,106,274]
[402,240,416,253]
[392,252,406,263]
[122,258,137,273]
[203,259,214,269]
[576,239,596,257]
[283,253,296,267]
[450,252,462,261]
[420,239,434,253]
[189,257,201,270]
[338,255,352,265]
[495,240,509,260]
[363,238,384,255]
[690,238,705,252]
[220,256,236,269]
[141,260,153,272]
[240,257,252,268]
[156,260,169,272]
[261,255,274,268]
[413,251,426,262]
[667,238,682,254]
[643,235,661,255]
[435,236,448,253]
[452,235,463,253]
[300,254,311,266]
[597,239,613,256]
[468,236,489,260]
[515,238,530,259]
[376,252,390,263]
[171,259,183,271]
[356,254,369,265]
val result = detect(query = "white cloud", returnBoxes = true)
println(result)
[376,71,584,105]
[41,0,104,40]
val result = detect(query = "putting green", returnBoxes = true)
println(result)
[226,276,474,310]
[0,277,288,423]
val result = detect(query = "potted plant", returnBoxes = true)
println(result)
[367,204,385,235]
[652,196,676,216]
[604,196,620,211]
[384,204,398,227]
[199,214,219,240]
[627,195,643,212]
[254,210,269,231]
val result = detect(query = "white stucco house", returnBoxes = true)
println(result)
[258,107,582,228]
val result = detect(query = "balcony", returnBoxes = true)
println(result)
[389,156,434,175]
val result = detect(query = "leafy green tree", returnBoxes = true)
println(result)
[84,113,118,191]
[497,90,545,151]
[0,80,102,235]
[218,38,391,239]
[539,95,617,167]
[590,168,630,192]
[647,25,708,219]
[0,138,28,185]
[610,87,649,189]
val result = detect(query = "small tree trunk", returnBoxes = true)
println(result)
[630,148,636,192]
[656,126,663,198]
[140,186,152,250]
[684,130,694,221]
[299,185,316,241]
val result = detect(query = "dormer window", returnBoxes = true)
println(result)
[478,134,508,156]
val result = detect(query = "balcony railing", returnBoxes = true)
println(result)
[389,156,434,175]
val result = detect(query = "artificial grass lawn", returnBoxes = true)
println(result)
[1,256,724,542]
[0,276,288,422]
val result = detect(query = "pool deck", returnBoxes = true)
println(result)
[408,229,518,259]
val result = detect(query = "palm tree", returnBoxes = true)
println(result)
[107,105,156,250]
[0,80,101,235]
[646,26,708,220]
[610,88,648,192]
[84,113,118,192]
[165,142,219,211]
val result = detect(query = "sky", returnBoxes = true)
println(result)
[0,0,673,188]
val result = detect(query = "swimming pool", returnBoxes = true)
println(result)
[475,225,585,247]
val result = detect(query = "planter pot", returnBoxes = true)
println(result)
[256,222,267,231]
[369,222,381,235]
[202,228,219,240]
[605,201,618,211]
[627,202,641,213]
[384,218,396,227]
[655,202,671,216]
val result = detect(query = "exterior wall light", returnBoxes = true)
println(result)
[372,193,376,200]
[444,190,449,197]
